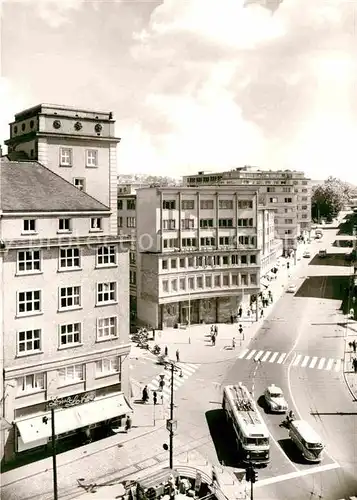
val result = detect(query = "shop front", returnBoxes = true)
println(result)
[12,390,132,460]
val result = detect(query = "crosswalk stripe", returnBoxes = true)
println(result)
[246,350,257,360]
[269,352,279,363]
[309,356,318,369]
[238,348,249,359]
[180,365,196,374]
[335,359,342,372]
[301,356,310,368]
[255,350,264,361]
[325,358,334,371]
[277,353,286,364]
[317,358,325,370]
[261,351,271,362]
[293,354,302,366]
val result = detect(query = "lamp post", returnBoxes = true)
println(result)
[163,361,182,469]
[42,407,58,500]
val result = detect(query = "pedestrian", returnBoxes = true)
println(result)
[153,391,157,405]
[152,328,155,341]
[164,345,168,357]
[353,358,357,373]
[215,325,218,336]
[238,324,243,336]
[125,415,132,432]
[349,341,353,350]
[238,306,242,318]
[232,337,236,349]
[260,309,264,318]
[230,315,234,324]
[353,340,357,353]
[247,308,251,318]
[212,335,216,346]
[176,349,180,362]
[142,385,149,403]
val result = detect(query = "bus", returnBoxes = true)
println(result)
[289,420,324,463]
[222,383,270,465]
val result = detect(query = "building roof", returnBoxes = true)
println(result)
[0,160,110,213]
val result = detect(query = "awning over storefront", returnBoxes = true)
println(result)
[16,394,132,445]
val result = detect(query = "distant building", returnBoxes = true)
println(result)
[183,167,312,254]
[1,105,132,464]
[135,186,280,328]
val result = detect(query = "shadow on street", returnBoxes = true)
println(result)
[205,409,242,467]
[277,438,308,465]
[295,275,350,301]
[337,214,357,236]
[309,253,351,267]
[332,239,353,248]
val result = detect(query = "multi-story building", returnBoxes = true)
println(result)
[135,186,279,328]
[1,105,132,463]
[183,167,312,254]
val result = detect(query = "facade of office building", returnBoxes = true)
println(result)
[135,186,279,328]
[183,167,311,254]
[1,105,131,463]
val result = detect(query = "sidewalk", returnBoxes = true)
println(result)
[343,323,357,402]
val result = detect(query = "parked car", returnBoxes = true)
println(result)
[287,284,297,293]
[318,250,327,258]
[303,251,311,258]
[264,384,288,413]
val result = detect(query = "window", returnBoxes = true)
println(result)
[200,237,215,246]
[239,200,253,209]
[171,258,177,269]
[95,356,120,377]
[250,255,257,264]
[196,256,203,267]
[180,278,186,290]
[205,275,212,288]
[214,275,221,287]
[182,238,197,247]
[269,197,278,203]
[231,255,238,265]
[130,252,136,265]
[126,217,136,228]
[17,290,41,316]
[97,246,116,266]
[200,219,214,228]
[284,198,292,203]
[188,277,194,289]
[171,279,178,291]
[197,276,203,288]
[163,200,176,210]
[302,188,308,193]
[285,219,293,224]
[91,217,102,231]
[73,178,85,191]
[219,200,233,209]
[181,218,194,229]
[127,199,136,210]
[117,199,123,210]
[16,373,45,396]
[223,275,229,286]
[162,280,169,292]
[97,317,117,340]
[163,238,179,249]
[182,200,194,209]
[59,364,84,385]
[130,270,137,284]
[118,216,123,227]
[267,187,275,193]
[285,229,292,235]
[301,205,308,210]
[86,149,98,167]
[238,218,254,227]
[241,274,247,286]
[59,286,81,310]
[200,200,214,210]
[18,329,41,354]
[231,274,238,286]
[241,255,247,264]
[59,323,81,346]
[60,147,72,166]
[250,274,257,285]
[23,219,36,233]
[163,219,176,230]
[17,250,41,273]
[219,236,231,246]
[59,248,81,269]
[162,260,168,270]
[188,257,194,267]
[58,218,72,232]
[301,196,308,201]
[97,282,117,304]
[283,187,291,193]
[179,258,185,268]
[219,218,233,227]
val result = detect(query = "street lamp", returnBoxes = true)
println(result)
[162,361,182,469]
[42,406,58,500]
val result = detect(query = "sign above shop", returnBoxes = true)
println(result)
[47,391,96,410]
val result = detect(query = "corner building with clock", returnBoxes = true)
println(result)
[0,104,132,464]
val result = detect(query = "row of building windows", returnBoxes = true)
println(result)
[118,216,136,228]
[21,217,103,235]
[16,316,119,357]
[163,235,256,249]
[16,246,116,274]
[162,199,254,211]
[117,199,136,210]
[15,355,120,397]
[59,147,98,168]
[162,253,257,270]
[16,282,118,317]
[162,272,258,293]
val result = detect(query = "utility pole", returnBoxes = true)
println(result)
[43,407,58,500]
[169,362,174,469]
[245,459,257,500]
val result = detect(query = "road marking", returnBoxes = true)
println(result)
[325,358,334,371]
[301,355,309,368]
[246,349,257,360]
[309,356,318,369]
[269,352,279,363]
[317,358,326,370]
[261,351,271,362]
[335,359,342,372]
[254,350,264,361]
[293,354,302,366]
[238,348,249,359]
[277,353,286,364]
[255,462,340,488]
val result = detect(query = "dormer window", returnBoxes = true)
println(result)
[58,218,72,233]
[60,147,72,167]
[90,217,102,231]
[86,149,98,167]
[23,219,37,234]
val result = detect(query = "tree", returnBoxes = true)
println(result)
[312,176,352,221]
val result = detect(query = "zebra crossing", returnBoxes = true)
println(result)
[147,362,200,400]
[238,348,343,372]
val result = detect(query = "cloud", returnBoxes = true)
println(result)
[121,0,356,179]
[4,0,86,28]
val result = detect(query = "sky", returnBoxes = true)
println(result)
[1,0,357,180]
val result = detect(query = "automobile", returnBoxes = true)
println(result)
[315,233,322,239]
[311,224,317,229]
[287,284,297,293]
[303,251,311,258]
[318,249,327,258]
[264,384,288,413]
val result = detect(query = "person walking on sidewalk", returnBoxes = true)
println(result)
[164,345,168,357]
[211,334,216,346]
[214,325,218,336]
[232,337,236,349]
[353,357,357,373]
[176,349,180,362]
[353,340,357,353]
[142,385,149,403]
[238,306,242,318]
[125,415,132,432]
[260,309,264,319]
